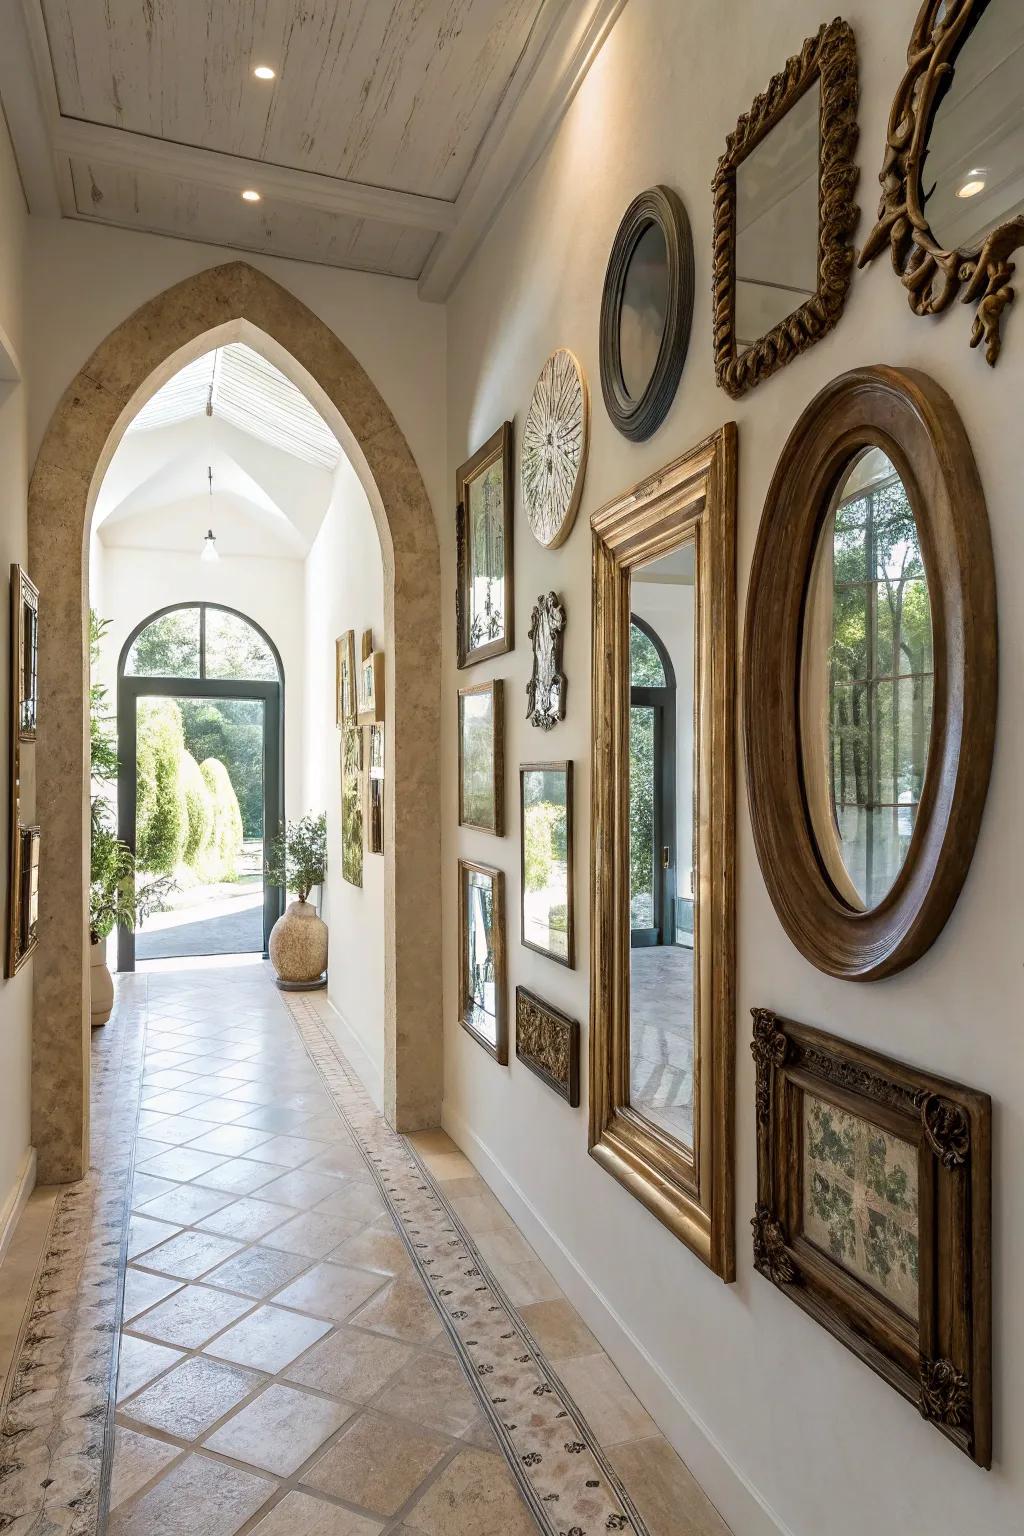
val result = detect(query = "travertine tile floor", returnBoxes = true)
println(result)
[5,958,730,1536]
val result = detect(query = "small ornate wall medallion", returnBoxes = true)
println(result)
[522,349,590,549]
[515,987,579,1105]
[526,592,566,731]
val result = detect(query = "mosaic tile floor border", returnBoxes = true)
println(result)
[285,994,651,1536]
[0,979,146,1536]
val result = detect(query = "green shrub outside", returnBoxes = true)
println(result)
[201,757,244,882]
[136,698,188,874]
[180,750,214,867]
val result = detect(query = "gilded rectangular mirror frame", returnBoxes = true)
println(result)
[589,426,736,1280]
[712,18,859,399]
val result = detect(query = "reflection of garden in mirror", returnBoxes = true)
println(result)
[627,540,697,1150]
[459,683,501,833]
[922,0,1024,254]
[468,459,506,652]
[735,79,820,350]
[465,866,498,1047]
[522,765,571,964]
[802,449,934,911]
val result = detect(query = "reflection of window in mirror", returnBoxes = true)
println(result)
[628,540,697,1151]
[922,0,1024,254]
[735,80,820,350]
[801,449,934,912]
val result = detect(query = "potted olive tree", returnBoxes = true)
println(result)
[90,810,172,1023]
[265,813,328,989]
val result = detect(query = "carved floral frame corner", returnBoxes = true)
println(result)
[859,0,1023,365]
[712,18,860,399]
[751,1006,992,1466]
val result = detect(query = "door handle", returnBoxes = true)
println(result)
[661,845,671,869]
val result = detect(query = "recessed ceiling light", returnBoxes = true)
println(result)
[956,172,986,199]
[241,188,262,203]
[253,64,275,80]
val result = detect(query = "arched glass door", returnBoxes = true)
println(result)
[629,615,676,947]
[116,603,285,971]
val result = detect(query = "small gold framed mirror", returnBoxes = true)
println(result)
[7,565,40,976]
[589,427,736,1280]
[712,19,859,398]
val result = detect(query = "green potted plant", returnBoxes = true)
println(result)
[264,812,328,989]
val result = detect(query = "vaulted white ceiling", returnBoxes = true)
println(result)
[0,0,625,297]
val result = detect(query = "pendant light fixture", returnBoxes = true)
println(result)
[201,464,219,562]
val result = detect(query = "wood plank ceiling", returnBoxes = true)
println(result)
[0,0,626,292]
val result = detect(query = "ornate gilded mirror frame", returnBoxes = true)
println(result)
[589,426,736,1280]
[712,19,859,399]
[859,0,1023,365]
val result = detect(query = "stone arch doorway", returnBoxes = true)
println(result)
[29,261,441,1182]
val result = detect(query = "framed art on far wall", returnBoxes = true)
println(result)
[751,1006,991,1466]
[7,565,40,977]
[520,762,573,967]
[367,724,384,855]
[458,858,507,1063]
[458,680,504,835]
[336,630,356,726]
[341,723,363,888]
[456,422,514,668]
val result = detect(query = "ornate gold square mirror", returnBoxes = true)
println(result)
[590,427,736,1279]
[712,19,859,398]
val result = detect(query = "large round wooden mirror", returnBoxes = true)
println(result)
[744,367,997,980]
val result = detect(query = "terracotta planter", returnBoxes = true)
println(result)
[90,936,114,1027]
[268,898,328,989]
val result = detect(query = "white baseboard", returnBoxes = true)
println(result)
[442,1105,793,1536]
[0,1148,37,1268]
[320,995,384,1112]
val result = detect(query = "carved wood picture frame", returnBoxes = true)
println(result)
[515,986,580,1106]
[744,366,997,981]
[712,18,859,399]
[456,422,514,669]
[599,186,695,442]
[458,858,508,1065]
[590,425,737,1280]
[859,0,1024,365]
[751,1007,991,1467]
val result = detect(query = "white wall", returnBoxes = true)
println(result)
[91,543,306,828]
[0,114,33,1234]
[303,456,386,1100]
[442,3,1023,1535]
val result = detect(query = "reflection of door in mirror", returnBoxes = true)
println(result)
[628,540,696,1150]
[801,449,934,912]
[735,79,820,350]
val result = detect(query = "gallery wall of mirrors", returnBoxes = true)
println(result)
[447,0,1003,1465]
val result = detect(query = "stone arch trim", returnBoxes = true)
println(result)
[28,261,441,1180]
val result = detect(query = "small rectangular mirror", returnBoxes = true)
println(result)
[629,544,696,1149]
[458,858,507,1062]
[458,680,504,835]
[520,762,574,967]
[456,423,514,668]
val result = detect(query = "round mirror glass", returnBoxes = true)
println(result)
[619,220,669,400]
[922,0,1024,252]
[801,449,934,911]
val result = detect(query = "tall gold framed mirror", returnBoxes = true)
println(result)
[589,427,736,1280]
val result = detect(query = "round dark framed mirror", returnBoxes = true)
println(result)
[599,186,694,442]
[744,367,997,980]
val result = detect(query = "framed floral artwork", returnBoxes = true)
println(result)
[751,1007,991,1466]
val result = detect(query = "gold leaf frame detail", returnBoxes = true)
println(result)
[589,425,736,1280]
[712,18,859,398]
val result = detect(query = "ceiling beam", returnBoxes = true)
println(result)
[418,0,629,302]
[55,118,458,234]
[0,0,61,215]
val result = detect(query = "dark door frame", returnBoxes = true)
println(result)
[115,604,285,973]
[630,612,677,948]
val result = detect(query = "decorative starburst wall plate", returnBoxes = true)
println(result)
[521,348,589,549]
